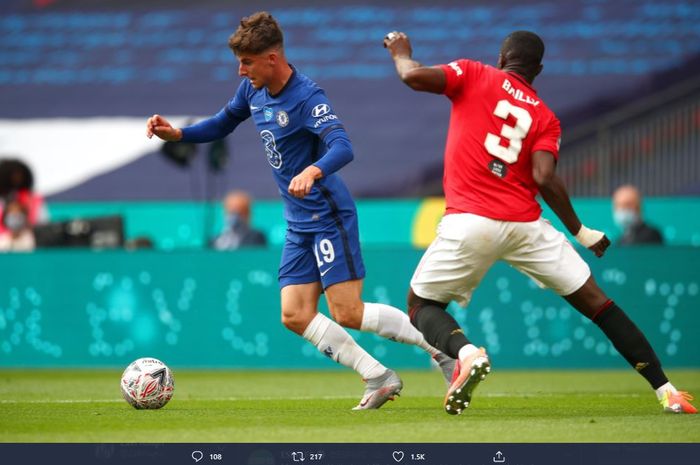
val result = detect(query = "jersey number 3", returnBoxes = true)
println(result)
[484,100,532,163]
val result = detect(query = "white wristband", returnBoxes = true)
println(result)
[575,225,604,248]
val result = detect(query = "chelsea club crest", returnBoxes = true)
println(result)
[276,110,289,127]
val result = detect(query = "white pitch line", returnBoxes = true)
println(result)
[0,396,353,404]
[0,393,640,404]
[0,399,123,404]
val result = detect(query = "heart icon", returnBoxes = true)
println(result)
[392,451,404,462]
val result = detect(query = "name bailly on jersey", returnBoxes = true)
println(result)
[501,78,540,107]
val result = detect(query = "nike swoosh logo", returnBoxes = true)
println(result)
[320,266,334,277]
[250,105,260,111]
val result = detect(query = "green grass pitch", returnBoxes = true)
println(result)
[1,369,698,442]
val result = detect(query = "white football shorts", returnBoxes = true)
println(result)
[410,213,591,307]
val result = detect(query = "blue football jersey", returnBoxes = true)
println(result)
[223,67,357,232]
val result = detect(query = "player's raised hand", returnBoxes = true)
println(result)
[288,166,323,199]
[383,31,412,58]
[146,114,182,141]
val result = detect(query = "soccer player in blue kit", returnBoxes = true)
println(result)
[146,12,455,409]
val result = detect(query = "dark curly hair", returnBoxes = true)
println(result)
[0,158,34,197]
[500,31,545,81]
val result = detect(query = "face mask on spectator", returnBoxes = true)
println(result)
[4,212,27,232]
[227,213,242,229]
[613,208,638,231]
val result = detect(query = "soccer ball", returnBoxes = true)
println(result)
[120,357,175,409]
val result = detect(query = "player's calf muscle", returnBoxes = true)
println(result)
[410,300,467,359]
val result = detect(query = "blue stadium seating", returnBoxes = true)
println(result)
[1,0,699,200]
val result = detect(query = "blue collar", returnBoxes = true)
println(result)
[268,64,297,98]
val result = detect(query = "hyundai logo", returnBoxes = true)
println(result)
[312,103,330,118]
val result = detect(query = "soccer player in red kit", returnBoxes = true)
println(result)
[383,30,696,415]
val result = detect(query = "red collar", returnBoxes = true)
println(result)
[505,71,537,94]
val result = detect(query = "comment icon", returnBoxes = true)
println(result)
[192,450,204,462]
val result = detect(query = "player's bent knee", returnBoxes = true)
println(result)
[332,308,363,329]
[408,289,448,325]
[333,313,361,330]
[327,301,363,329]
[281,308,315,335]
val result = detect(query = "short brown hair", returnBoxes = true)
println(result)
[228,11,283,55]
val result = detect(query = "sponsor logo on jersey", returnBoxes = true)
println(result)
[263,106,274,121]
[448,61,463,76]
[312,103,331,118]
[276,110,289,127]
[501,79,540,106]
[488,159,508,178]
[313,114,338,128]
[260,129,282,169]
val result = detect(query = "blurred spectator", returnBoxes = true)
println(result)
[212,190,266,250]
[125,236,155,250]
[612,185,663,245]
[0,159,49,233]
[0,195,35,252]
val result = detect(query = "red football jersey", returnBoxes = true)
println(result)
[438,59,561,222]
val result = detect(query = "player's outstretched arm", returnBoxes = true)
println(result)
[146,114,183,141]
[149,107,246,144]
[533,150,610,257]
[383,31,445,94]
